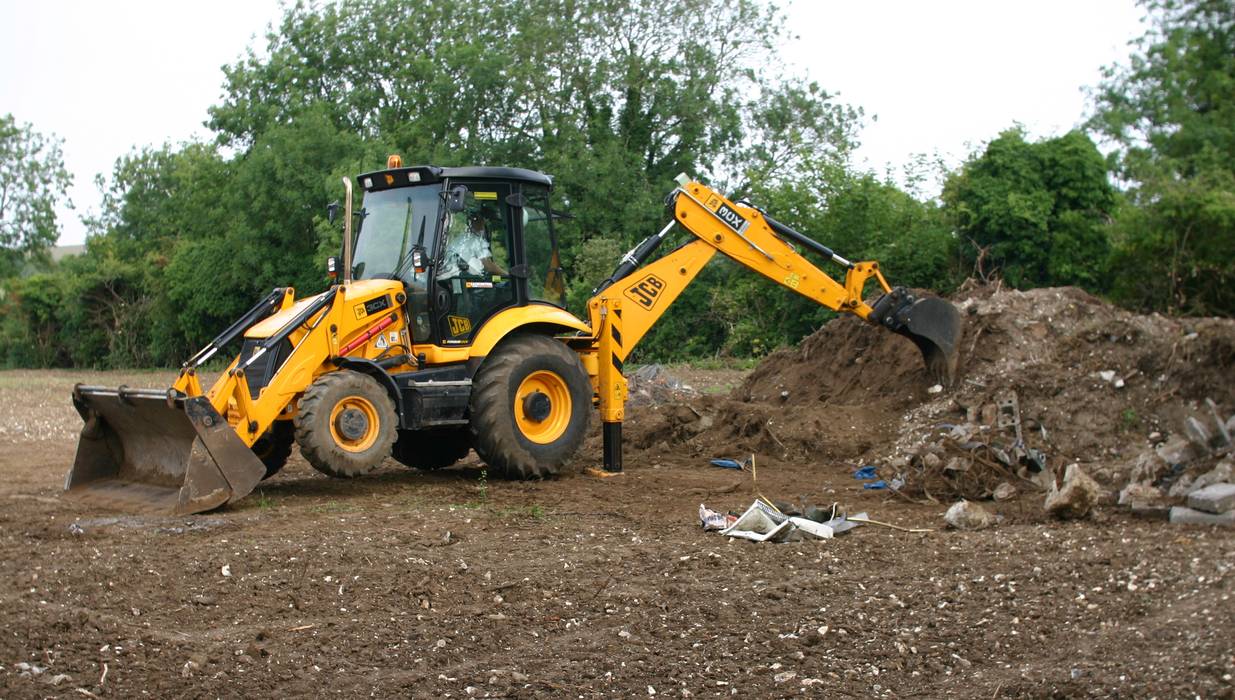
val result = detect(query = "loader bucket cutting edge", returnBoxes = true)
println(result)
[890,297,963,384]
[64,386,266,515]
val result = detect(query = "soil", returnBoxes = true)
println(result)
[2,286,1234,698]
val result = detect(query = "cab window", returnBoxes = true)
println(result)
[434,186,516,341]
[522,187,565,307]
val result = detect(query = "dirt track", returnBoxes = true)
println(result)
[2,286,1234,698]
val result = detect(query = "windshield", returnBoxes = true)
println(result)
[351,184,443,285]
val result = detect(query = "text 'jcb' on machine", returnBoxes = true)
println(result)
[66,157,961,514]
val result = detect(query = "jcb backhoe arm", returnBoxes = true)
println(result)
[585,176,962,471]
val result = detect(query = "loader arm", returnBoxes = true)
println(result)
[585,177,962,471]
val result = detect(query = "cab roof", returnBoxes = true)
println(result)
[357,165,553,192]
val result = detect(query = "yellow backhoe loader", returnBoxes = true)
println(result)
[65,159,962,514]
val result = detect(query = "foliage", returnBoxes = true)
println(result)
[941,128,1115,291]
[0,114,73,278]
[0,0,964,368]
[1089,0,1235,314]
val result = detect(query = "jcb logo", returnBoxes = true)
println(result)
[447,315,472,336]
[623,274,666,310]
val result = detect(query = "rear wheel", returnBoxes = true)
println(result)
[392,427,472,470]
[252,420,295,479]
[470,334,591,479]
[294,371,397,478]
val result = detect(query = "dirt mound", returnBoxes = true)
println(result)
[622,284,1235,498]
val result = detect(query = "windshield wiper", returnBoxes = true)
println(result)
[391,217,427,282]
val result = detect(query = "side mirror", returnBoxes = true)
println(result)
[326,256,339,279]
[446,185,468,214]
[327,201,339,224]
[411,246,427,274]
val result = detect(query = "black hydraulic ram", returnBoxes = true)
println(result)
[761,213,854,269]
[591,220,679,297]
[183,287,289,370]
[235,287,339,375]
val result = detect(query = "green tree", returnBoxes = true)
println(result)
[0,114,73,277]
[1,0,868,367]
[941,128,1115,290]
[1089,0,1235,314]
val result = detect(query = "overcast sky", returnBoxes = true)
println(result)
[0,0,1146,246]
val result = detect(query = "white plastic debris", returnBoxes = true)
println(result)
[719,501,833,542]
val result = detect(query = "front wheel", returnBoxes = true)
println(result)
[294,371,398,478]
[470,334,591,479]
[252,420,295,479]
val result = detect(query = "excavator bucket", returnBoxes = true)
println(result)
[871,290,963,384]
[64,385,266,515]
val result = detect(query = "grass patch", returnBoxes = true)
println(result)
[309,500,360,514]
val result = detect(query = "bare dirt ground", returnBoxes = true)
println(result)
[2,287,1234,698]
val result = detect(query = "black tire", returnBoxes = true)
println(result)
[392,427,472,470]
[470,334,591,479]
[294,370,398,478]
[252,420,295,479]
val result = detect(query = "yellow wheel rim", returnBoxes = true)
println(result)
[329,395,380,453]
[514,370,572,445]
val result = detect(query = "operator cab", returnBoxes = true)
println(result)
[350,161,566,347]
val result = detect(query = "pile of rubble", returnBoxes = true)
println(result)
[888,389,1048,503]
[625,364,699,407]
[723,284,1235,526]
[1119,400,1234,525]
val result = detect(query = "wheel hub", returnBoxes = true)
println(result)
[335,407,369,441]
[522,391,552,422]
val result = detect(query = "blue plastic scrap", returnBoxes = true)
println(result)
[853,466,879,480]
[862,480,888,490]
[709,458,744,470]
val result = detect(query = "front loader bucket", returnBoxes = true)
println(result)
[64,385,266,515]
[871,290,963,384]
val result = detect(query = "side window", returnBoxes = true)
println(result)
[434,186,516,341]
[523,188,565,306]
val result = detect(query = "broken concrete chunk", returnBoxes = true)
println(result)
[1156,436,1198,466]
[992,482,1017,501]
[944,500,997,530]
[1169,506,1235,527]
[1168,474,1197,499]
[1185,417,1213,452]
[1044,464,1100,520]
[1186,483,1235,515]
[1205,399,1231,446]
[1118,481,1166,507]
[1192,461,1233,492]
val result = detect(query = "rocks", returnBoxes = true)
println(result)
[992,482,1017,501]
[1190,461,1232,492]
[1186,483,1235,514]
[1118,482,1167,507]
[944,500,997,530]
[1156,436,1199,466]
[1044,464,1100,520]
[626,364,698,406]
[1168,506,1235,527]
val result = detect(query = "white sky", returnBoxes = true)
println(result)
[0,0,1146,246]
